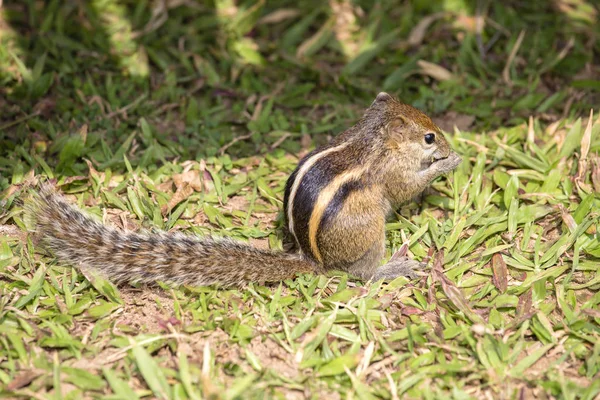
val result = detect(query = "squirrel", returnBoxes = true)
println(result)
[28,92,462,287]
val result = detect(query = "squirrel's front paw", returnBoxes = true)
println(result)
[434,151,462,173]
[372,257,427,281]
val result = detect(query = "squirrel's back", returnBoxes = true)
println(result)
[29,184,315,287]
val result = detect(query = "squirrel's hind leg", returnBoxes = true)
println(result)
[344,240,426,282]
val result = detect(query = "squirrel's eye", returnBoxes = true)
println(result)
[424,133,435,144]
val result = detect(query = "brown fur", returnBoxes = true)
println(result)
[29,184,316,287]
[284,92,461,281]
[29,92,461,287]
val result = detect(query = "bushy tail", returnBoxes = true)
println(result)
[27,184,315,287]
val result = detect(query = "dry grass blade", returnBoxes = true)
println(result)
[417,60,454,81]
[258,8,300,24]
[407,12,446,47]
[502,29,525,86]
[576,110,594,185]
[580,109,593,160]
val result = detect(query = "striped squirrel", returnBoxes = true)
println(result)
[29,92,462,287]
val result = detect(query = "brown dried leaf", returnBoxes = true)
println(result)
[62,176,87,186]
[401,306,424,316]
[390,243,409,260]
[491,253,508,293]
[199,159,215,193]
[559,205,577,233]
[7,369,44,390]
[427,281,437,306]
[1,183,22,199]
[161,182,194,215]
[84,158,104,183]
[516,288,532,318]
[432,250,444,275]
[156,180,174,193]
[173,169,203,192]
[432,251,485,324]
[582,308,600,318]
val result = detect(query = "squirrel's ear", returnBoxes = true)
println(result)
[385,117,406,135]
[371,92,393,106]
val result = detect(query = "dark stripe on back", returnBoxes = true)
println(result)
[291,147,368,259]
[318,179,364,232]
[282,126,364,221]
[291,165,329,259]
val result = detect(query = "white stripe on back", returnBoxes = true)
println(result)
[287,142,350,247]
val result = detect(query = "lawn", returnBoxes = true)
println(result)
[1,1,599,399]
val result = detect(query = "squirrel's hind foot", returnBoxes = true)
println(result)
[372,257,427,281]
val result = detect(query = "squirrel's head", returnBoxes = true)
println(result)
[364,92,452,169]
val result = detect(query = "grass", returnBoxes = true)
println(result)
[0,0,599,398]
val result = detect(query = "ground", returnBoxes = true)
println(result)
[0,1,599,399]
